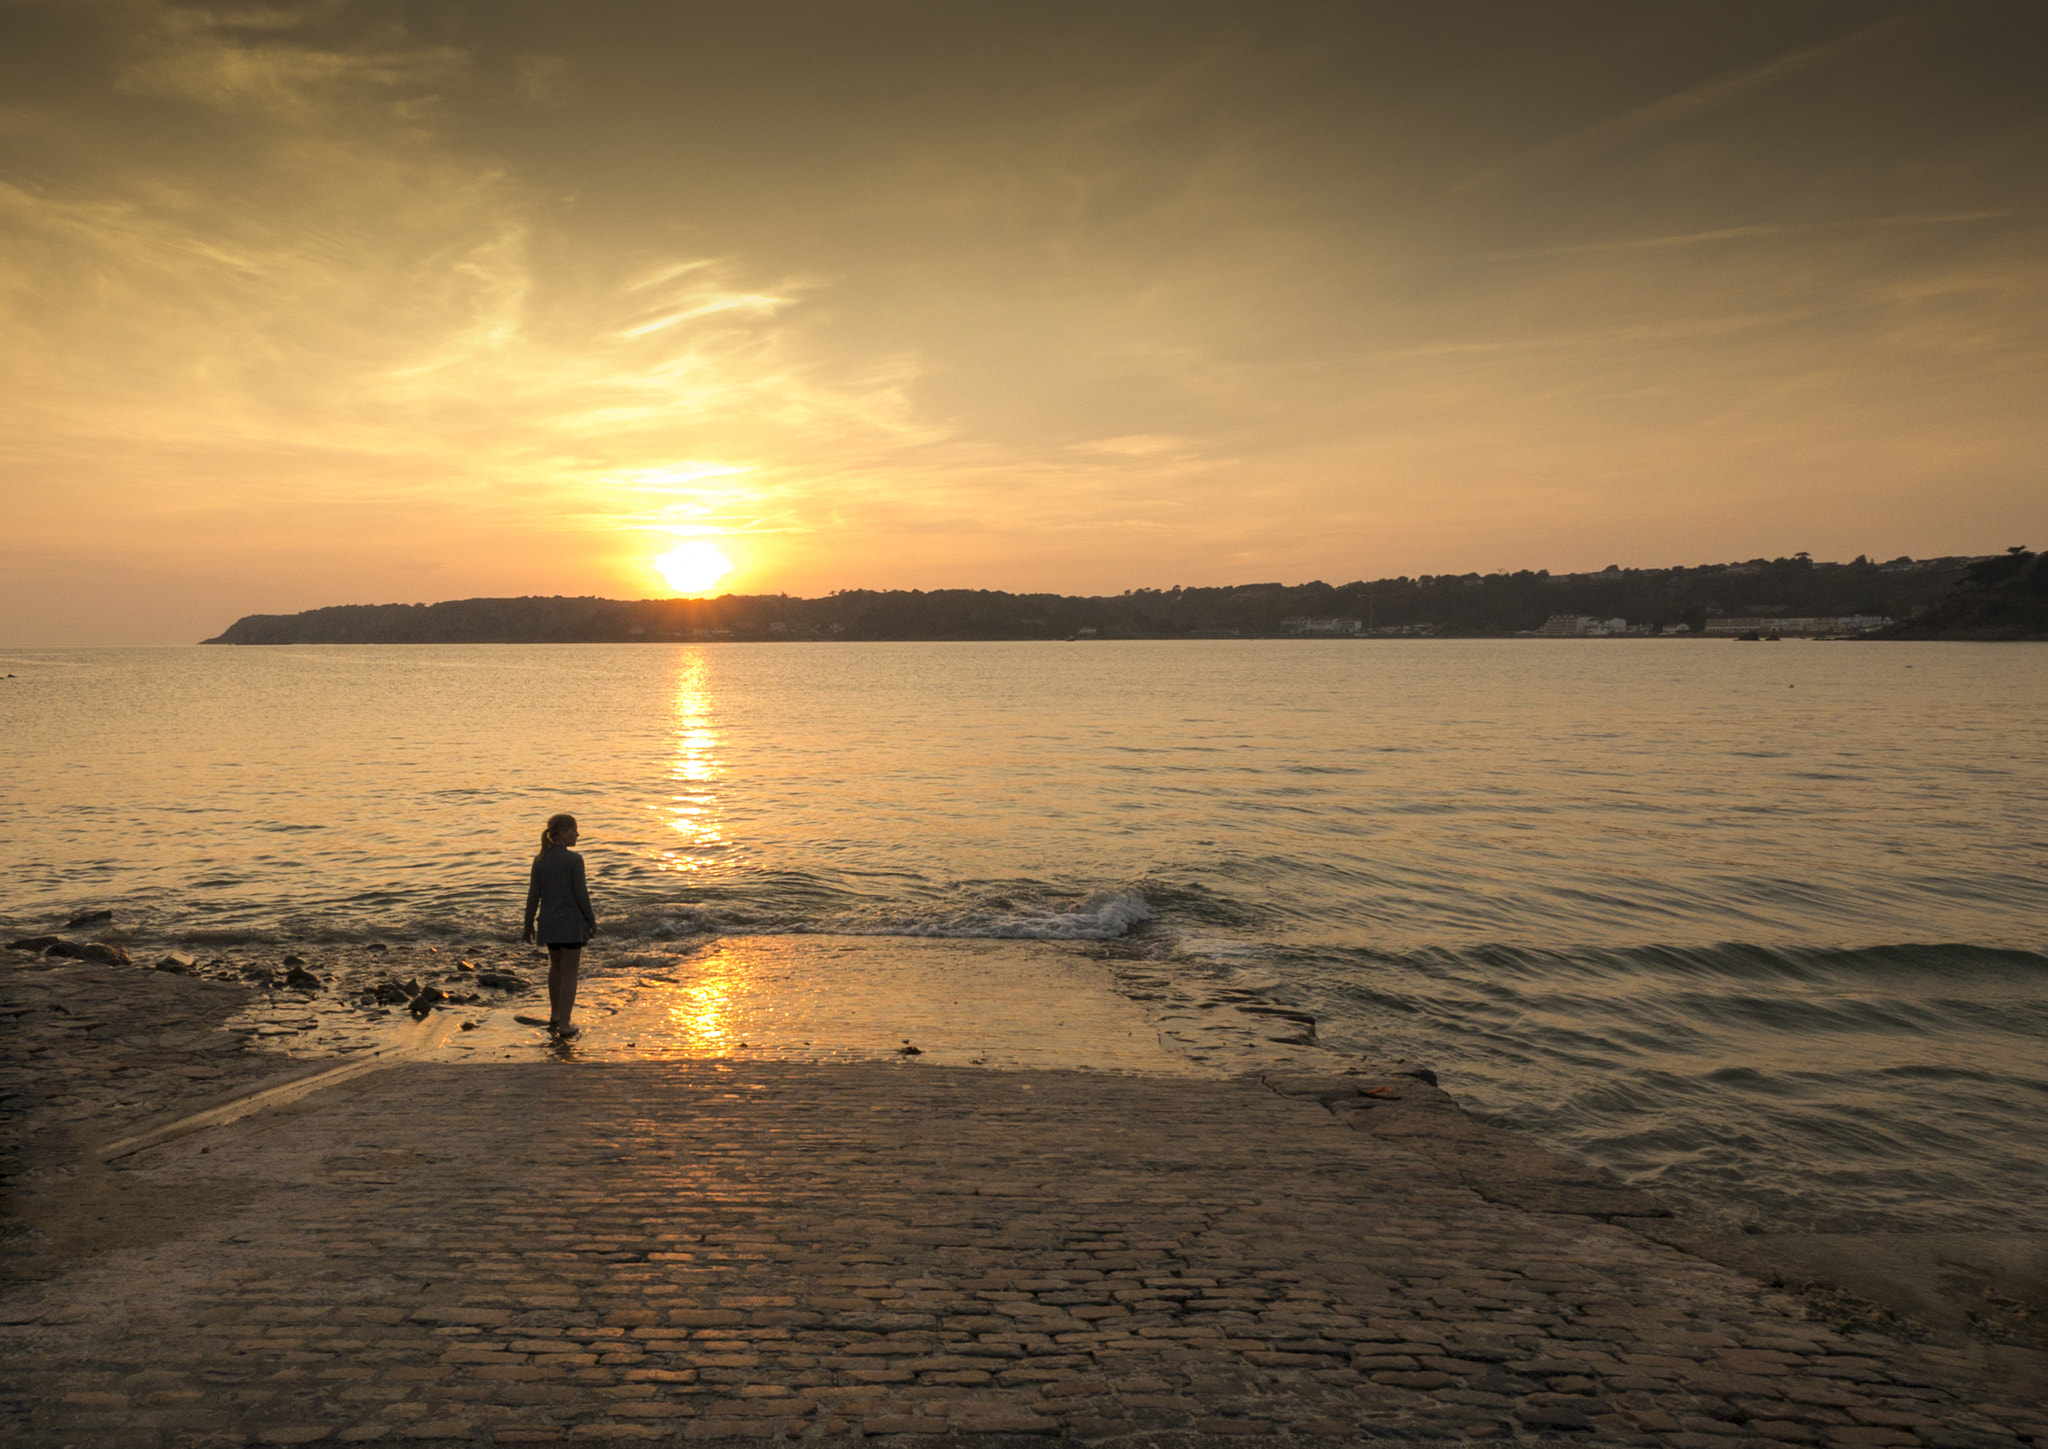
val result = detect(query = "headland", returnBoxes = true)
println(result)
[199,553,2028,645]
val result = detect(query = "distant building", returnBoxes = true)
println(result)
[1537,615,1608,636]
[1282,617,1363,635]
[1537,615,1644,637]
[1363,622,1439,637]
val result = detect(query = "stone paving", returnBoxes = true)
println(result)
[3,1056,2043,1448]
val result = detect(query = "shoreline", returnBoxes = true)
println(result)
[6,947,2046,1443]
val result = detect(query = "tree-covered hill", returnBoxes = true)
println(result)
[1873,547,2046,640]
[202,552,1988,644]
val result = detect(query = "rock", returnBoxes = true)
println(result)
[41,939,87,959]
[408,987,446,1020]
[457,959,475,971]
[65,909,114,928]
[460,1020,478,1031]
[474,971,527,992]
[898,1043,923,1056]
[364,942,388,953]
[156,952,198,974]
[9,935,61,952]
[401,977,421,997]
[371,980,413,1005]
[283,966,323,991]
[242,965,278,986]
[282,953,306,967]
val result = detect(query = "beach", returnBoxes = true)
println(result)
[4,940,2045,1446]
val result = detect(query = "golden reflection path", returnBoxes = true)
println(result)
[653,649,725,873]
[665,947,740,1053]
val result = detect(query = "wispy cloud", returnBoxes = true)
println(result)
[1483,210,2029,261]
[1451,13,1916,195]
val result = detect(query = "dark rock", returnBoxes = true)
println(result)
[65,909,114,928]
[242,965,278,986]
[1404,1067,1440,1086]
[156,952,198,974]
[475,971,527,992]
[283,966,323,991]
[898,1043,923,1056]
[371,980,413,1005]
[401,977,422,997]
[80,942,131,966]
[41,939,87,959]
[282,953,307,967]
[460,1020,478,1031]
[365,942,388,953]
[408,987,446,1020]
[10,935,62,952]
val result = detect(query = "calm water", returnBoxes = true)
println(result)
[3,641,2045,1232]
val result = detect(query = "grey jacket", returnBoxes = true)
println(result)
[525,847,596,945]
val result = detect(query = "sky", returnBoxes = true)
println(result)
[2,0,2044,644]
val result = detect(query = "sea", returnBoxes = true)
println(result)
[3,640,2045,1237]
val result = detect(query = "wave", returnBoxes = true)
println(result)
[626,889,1155,943]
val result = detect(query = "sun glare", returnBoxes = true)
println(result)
[654,541,733,594]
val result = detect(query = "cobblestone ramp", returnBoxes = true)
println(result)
[2,1060,2043,1447]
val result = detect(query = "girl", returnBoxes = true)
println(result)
[523,812,597,1039]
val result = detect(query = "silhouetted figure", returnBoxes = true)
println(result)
[523,812,596,1039]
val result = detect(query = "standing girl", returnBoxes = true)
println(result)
[523,812,597,1039]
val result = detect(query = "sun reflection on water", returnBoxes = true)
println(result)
[666,955,738,1053]
[655,650,725,871]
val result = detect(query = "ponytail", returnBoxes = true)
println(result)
[535,812,578,862]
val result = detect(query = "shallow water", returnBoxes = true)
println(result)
[3,639,2045,1233]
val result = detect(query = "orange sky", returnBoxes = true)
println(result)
[2,1,2044,643]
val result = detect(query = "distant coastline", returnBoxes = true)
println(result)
[203,550,2046,644]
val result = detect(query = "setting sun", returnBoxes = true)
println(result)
[654,541,733,594]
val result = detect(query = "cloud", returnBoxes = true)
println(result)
[1482,210,2030,261]
[1451,12,1914,195]
[1069,434,1192,457]
[114,3,468,118]
[512,53,574,108]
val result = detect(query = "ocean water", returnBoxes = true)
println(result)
[3,640,2045,1234]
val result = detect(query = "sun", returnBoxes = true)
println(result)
[653,541,733,594]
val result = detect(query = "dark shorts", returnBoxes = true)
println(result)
[542,940,587,950]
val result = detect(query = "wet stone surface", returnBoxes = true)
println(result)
[2,1058,2043,1447]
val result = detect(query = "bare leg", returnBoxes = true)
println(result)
[548,946,581,1032]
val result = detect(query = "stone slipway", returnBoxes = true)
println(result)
[3,1051,2044,1449]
